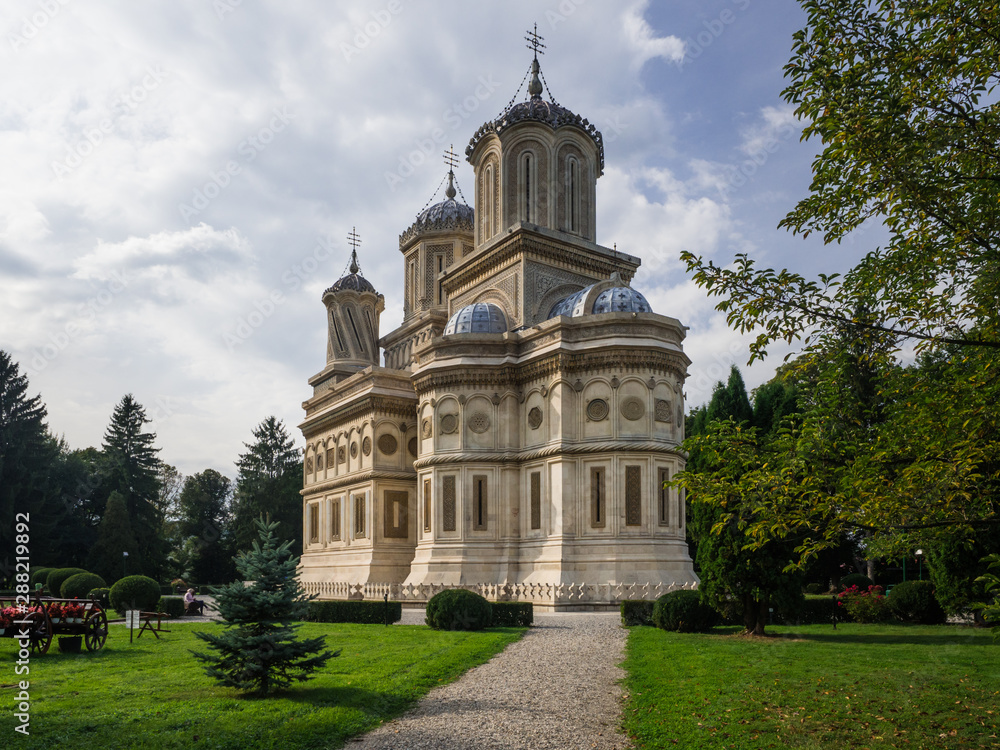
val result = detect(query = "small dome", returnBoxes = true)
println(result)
[547,284,596,319]
[416,197,474,226]
[592,287,652,314]
[325,272,376,295]
[444,303,508,335]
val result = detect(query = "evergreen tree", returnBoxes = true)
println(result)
[231,417,303,554]
[177,469,235,584]
[86,491,139,583]
[0,351,59,581]
[99,395,165,577]
[192,517,338,696]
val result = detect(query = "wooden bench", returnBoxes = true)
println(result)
[136,611,171,640]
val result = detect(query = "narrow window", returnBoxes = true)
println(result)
[330,498,341,540]
[384,491,408,539]
[332,310,346,352]
[436,255,444,305]
[354,493,366,537]
[423,478,432,532]
[625,465,642,526]
[569,159,577,232]
[524,155,532,223]
[443,475,457,532]
[530,471,541,531]
[309,504,319,544]
[591,467,605,528]
[473,475,488,530]
[345,307,362,353]
[659,468,670,526]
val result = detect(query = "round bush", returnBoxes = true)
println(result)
[804,582,826,595]
[88,588,111,609]
[30,567,53,587]
[888,580,946,624]
[840,573,874,591]
[46,568,89,597]
[425,589,492,631]
[109,575,161,615]
[61,572,107,599]
[652,590,718,633]
[157,596,186,618]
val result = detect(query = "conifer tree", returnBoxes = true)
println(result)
[177,469,235,584]
[87,491,139,583]
[192,517,337,696]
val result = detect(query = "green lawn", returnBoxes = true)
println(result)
[3,620,524,749]
[624,624,1000,750]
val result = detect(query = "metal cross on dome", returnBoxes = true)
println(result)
[525,23,546,59]
[347,226,361,274]
[443,145,460,173]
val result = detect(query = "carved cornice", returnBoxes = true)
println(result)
[302,469,417,496]
[302,393,418,436]
[412,440,684,469]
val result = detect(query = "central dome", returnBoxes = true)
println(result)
[444,303,508,335]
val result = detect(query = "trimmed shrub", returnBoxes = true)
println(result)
[61,572,107,599]
[652,590,718,633]
[621,600,655,627]
[889,580,947,624]
[426,589,492,631]
[490,602,533,627]
[157,596,186,618]
[109,575,161,615]
[840,573,874,591]
[46,568,89,596]
[30,568,53,587]
[88,588,111,609]
[306,600,403,624]
[804,582,827,595]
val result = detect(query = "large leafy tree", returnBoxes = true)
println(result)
[192,517,337,696]
[176,469,235,584]
[680,0,1000,558]
[231,417,303,555]
[99,394,165,577]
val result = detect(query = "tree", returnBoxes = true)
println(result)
[192,517,338,696]
[176,469,235,584]
[0,351,59,583]
[99,395,166,577]
[679,0,1000,556]
[231,417,303,554]
[683,366,803,635]
[87,491,139,584]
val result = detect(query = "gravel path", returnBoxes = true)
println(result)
[350,610,633,750]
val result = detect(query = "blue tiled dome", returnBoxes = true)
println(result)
[547,284,596,319]
[592,287,652,314]
[444,303,508,335]
[416,198,474,225]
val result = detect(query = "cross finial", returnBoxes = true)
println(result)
[525,23,545,59]
[347,226,361,274]
[443,145,460,174]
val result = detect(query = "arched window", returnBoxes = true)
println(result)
[522,153,533,223]
[482,163,495,241]
[568,157,578,233]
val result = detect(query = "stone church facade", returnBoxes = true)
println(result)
[298,51,698,608]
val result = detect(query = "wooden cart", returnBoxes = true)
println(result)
[0,592,108,655]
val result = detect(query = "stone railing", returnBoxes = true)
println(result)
[301,580,697,606]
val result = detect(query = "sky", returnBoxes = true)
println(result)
[0,0,877,478]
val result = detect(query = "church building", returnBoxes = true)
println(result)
[298,39,697,608]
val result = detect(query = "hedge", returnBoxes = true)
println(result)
[621,600,655,627]
[426,589,492,631]
[652,590,718,633]
[306,600,402,624]
[157,596,187,618]
[490,602,533,627]
[888,580,947,624]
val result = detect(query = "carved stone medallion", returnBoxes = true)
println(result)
[350,442,358,458]
[421,418,433,438]
[587,398,609,421]
[654,399,672,423]
[468,412,491,434]
[408,437,418,456]
[337,446,345,463]
[528,406,543,430]
[362,436,372,456]
[440,413,458,434]
[621,397,645,421]
[378,434,398,456]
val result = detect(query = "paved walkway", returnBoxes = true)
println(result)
[351,610,633,750]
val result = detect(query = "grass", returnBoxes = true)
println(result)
[3,620,524,749]
[623,623,1000,749]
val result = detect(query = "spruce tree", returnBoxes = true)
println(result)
[192,517,337,696]
[87,491,139,583]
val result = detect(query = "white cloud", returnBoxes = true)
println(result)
[622,0,686,70]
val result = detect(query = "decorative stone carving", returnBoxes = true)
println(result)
[441,413,459,434]
[458,394,467,405]
[654,399,672,423]
[621,397,645,421]
[337,446,346,463]
[378,434,398,456]
[350,442,358,458]
[421,419,433,438]
[468,412,491,434]
[648,377,657,389]
[586,398,609,421]
[610,376,620,390]
[491,392,501,405]
[528,406,543,429]
[573,378,584,392]
[540,385,548,397]
[408,437,418,456]
[362,436,372,456]
[443,475,457,532]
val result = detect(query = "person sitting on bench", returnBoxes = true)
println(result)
[184,588,205,616]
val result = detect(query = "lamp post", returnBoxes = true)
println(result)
[123,550,129,578]
[915,549,923,581]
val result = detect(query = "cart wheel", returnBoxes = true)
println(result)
[29,612,52,655]
[84,609,108,651]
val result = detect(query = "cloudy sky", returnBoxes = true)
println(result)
[0,0,875,478]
